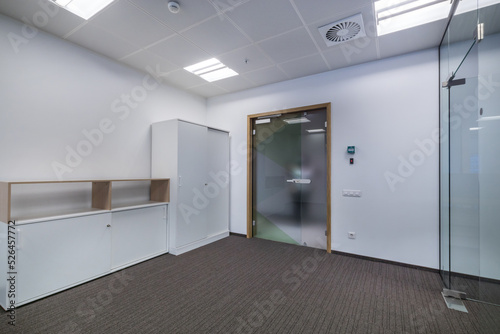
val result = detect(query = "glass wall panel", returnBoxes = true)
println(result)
[440,0,500,306]
[477,0,500,304]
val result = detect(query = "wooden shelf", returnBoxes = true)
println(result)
[0,178,169,224]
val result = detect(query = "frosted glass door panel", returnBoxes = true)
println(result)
[252,109,327,249]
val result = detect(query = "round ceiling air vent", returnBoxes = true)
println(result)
[325,21,361,43]
[318,13,367,47]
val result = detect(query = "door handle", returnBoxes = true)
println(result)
[286,179,311,184]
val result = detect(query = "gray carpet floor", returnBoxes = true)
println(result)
[2,235,500,333]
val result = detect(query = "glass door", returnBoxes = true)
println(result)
[440,0,500,306]
[252,108,328,249]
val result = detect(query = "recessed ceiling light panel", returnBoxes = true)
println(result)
[184,58,238,82]
[50,0,115,20]
[375,0,450,36]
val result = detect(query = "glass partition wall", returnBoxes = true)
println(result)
[440,0,500,306]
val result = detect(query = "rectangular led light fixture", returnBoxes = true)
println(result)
[50,0,115,20]
[283,117,310,124]
[306,129,326,133]
[184,58,238,82]
[375,0,500,36]
[375,0,450,36]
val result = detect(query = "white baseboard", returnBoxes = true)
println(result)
[169,231,229,255]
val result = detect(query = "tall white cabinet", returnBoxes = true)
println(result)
[152,119,230,255]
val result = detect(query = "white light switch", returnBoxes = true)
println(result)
[342,189,362,197]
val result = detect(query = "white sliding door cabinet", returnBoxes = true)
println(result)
[177,121,208,246]
[111,205,167,270]
[16,213,112,304]
[152,119,229,255]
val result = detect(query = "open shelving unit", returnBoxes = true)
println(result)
[0,178,170,309]
[0,178,169,224]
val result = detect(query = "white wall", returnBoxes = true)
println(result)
[207,49,440,269]
[0,13,441,269]
[0,14,206,181]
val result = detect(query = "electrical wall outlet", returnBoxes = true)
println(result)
[348,232,356,239]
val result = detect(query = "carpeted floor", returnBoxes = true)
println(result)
[2,236,500,333]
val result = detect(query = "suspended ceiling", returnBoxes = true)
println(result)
[0,0,450,97]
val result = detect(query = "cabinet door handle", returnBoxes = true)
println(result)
[107,224,111,228]
[178,176,182,187]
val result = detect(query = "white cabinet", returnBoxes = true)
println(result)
[111,205,167,269]
[0,179,170,309]
[16,213,112,305]
[152,119,230,255]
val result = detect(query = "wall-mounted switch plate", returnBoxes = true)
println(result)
[342,189,362,197]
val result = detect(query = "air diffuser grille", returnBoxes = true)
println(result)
[318,13,366,47]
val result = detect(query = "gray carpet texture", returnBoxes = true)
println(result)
[2,236,499,333]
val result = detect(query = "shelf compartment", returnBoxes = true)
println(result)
[0,178,169,223]
[92,181,111,210]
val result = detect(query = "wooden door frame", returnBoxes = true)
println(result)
[247,103,332,253]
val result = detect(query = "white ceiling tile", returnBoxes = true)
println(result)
[181,16,250,55]
[65,24,138,60]
[211,75,256,93]
[243,66,289,86]
[279,54,329,79]
[128,0,220,32]
[321,38,379,70]
[188,84,228,98]
[120,50,178,74]
[0,0,458,98]
[258,27,318,64]
[225,0,303,42]
[160,69,207,90]
[91,0,175,48]
[147,35,212,68]
[292,0,373,24]
[378,20,446,59]
[218,45,274,74]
